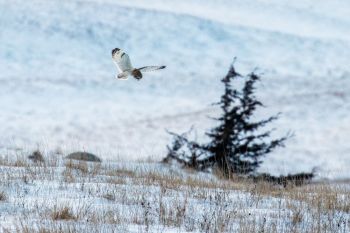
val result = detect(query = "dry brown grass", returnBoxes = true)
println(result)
[10,224,81,233]
[64,160,88,174]
[62,166,75,183]
[51,206,77,221]
[0,156,29,167]
[105,167,136,177]
[129,169,248,191]
[0,154,349,233]
[285,183,350,213]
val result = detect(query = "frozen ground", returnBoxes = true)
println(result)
[0,0,349,178]
[0,156,349,232]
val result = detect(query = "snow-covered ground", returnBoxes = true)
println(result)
[0,0,349,178]
[0,156,349,232]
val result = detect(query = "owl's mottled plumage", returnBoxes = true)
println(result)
[112,48,166,80]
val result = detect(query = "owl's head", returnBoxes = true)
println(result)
[111,48,121,56]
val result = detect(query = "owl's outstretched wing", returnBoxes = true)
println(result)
[138,66,166,72]
[112,52,133,72]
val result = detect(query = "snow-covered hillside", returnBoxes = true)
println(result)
[0,0,349,178]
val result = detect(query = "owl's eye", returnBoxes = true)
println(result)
[112,48,120,55]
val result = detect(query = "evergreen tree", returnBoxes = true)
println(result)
[203,65,286,176]
[165,63,287,176]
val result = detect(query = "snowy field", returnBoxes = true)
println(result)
[0,0,350,178]
[0,156,349,232]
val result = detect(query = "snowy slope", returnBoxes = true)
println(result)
[1,158,349,232]
[0,0,349,178]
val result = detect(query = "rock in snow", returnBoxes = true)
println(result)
[66,152,102,162]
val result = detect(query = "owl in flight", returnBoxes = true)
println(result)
[112,48,166,80]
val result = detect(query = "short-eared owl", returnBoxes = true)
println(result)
[112,48,166,80]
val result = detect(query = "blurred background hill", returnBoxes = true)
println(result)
[0,0,349,178]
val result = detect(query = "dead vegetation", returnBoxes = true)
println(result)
[0,154,348,233]
[28,150,45,163]
[51,206,77,221]
[64,160,89,174]
[0,191,7,201]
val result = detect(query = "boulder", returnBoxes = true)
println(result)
[65,152,101,162]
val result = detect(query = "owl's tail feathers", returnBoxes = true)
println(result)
[138,65,166,72]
